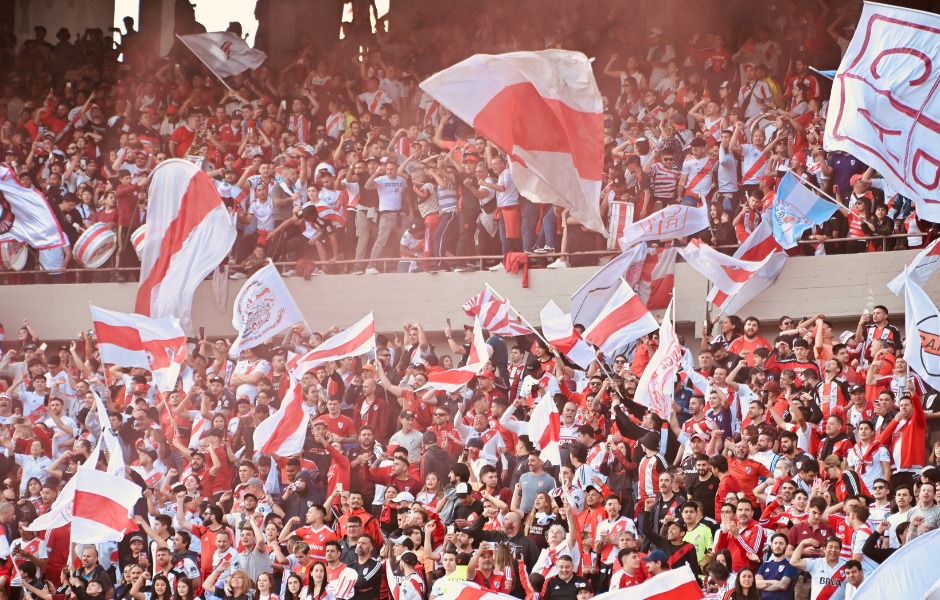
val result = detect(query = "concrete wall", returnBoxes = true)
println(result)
[0,249,927,346]
[13,0,114,48]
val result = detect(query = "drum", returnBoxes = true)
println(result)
[73,223,117,268]
[131,224,147,259]
[607,201,635,250]
[0,241,27,271]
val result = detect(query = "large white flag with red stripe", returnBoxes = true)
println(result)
[420,50,606,235]
[91,305,187,392]
[583,280,658,358]
[418,319,489,392]
[570,242,648,326]
[72,467,140,543]
[288,313,375,379]
[478,300,532,338]
[540,300,595,369]
[177,32,268,79]
[679,238,787,315]
[888,238,940,295]
[0,164,66,249]
[593,565,703,600]
[253,379,309,456]
[633,299,683,419]
[529,390,562,466]
[136,159,236,333]
[637,246,678,310]
[229,262,304,356]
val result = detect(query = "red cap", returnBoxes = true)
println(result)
[478,369,496,380]
[759,175,776,189]
[851,174,866,186]
[165,105,179,116]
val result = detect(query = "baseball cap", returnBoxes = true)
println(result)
[392,491,415,503]
[132,383,150,394]
[455,482,471,497]
[209,376,224,384]
[839,331,856,344]
[129,535,145,544]
[719,81,732,89]
[643,550,669,563]
[851,174,867,186]
[649,27,664,37]
[849,384,865,393]
[389,534,409,544]
[466,438,484,450]
[423,431,438,445]
[478,369,495,380]
[400,410,416,420]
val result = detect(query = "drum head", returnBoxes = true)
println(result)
[0,241,27,271]
[74,224,117,268]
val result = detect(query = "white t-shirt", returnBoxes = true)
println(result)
[249,199,275,231]
[495,168,519,207]
[373,176,406,212]
[804,557,846,600]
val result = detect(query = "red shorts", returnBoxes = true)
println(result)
[498,205,521,238]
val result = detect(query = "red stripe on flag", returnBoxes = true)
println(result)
[738,234,782,262]
[539,412,561,448]
[297,325,374,367]
[135,171,225,315]
[474,82,604,181]
[95,321,145,351]
[261,384,305,453]
[720,264,757,283]
[713,290,729,306]
[646,580,704,600]
[587,293,651,345]
[426,370,475,387]
[73,490,134,534]
[95,321,186,371]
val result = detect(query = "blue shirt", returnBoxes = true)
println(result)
[758,557,797,600]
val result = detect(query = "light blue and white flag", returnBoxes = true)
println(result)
[771,172,838,249]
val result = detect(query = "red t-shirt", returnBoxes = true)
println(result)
[316,413,356,438]
[294,524,337,562]
[727,336,772,367]
[728,458,771,504]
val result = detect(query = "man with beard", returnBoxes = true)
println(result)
[817,415,852,461]
[686,454,720,521]
[728,317,772,367]
[351,536,382,600]
[756,533,798,599]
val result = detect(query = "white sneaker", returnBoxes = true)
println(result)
[488,262,505,271]
[365,267,380,275]
[546,258,568,269]
[282,269,297,277]
[311,268,326,276]
[228,272,247,280]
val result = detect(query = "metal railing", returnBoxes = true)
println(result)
[0,232,926,282]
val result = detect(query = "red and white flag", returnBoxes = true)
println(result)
[478,300,532,338]
[571,242,648,326]
[637,246,678,310]
[0,164,66,249]
[229,262,304,356]
[679,238,787,315]
[136,159,236,333]
[583,280,658,358]
[888,238,940,295]
[618,204,709,250]
[91,305,187,392]
[419,319,489,392]
[288,313,375,379]
[593,565,703,600]
[529,389,562,466]
[633,299,683,419]
[177,32,268,79]
[72,468,140,544]
[253,379,309,456]
[823,3,940,222]
[540,300,595,369]
[420,50,606,235]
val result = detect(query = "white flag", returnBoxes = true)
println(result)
[583,280,658,358]
[618,204,708,249]
[0,164,66,249]
[72,468,141,544]
[888,238,940,295]
[570,242,648,326]
[633,299,683,419]
[540,301,595,369]
[823,2,940,222]
[177,32,267,79]
[229,262,304,356]
[903,273,940,390]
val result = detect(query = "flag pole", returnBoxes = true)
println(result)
[484,283,552,348]
[175,35,249,104]
[798,175,841,206]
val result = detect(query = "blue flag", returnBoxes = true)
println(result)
[772,172,838,249]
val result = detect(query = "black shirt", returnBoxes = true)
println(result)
[543,574,590,600]
[352,557,383,600]
[687,474,720,520]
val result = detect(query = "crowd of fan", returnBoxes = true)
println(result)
[0,299,938,600]
[1,1,935,281]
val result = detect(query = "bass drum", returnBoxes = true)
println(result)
[0,240,27,271]
[73,223,117,268]
[131,224,148,259]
